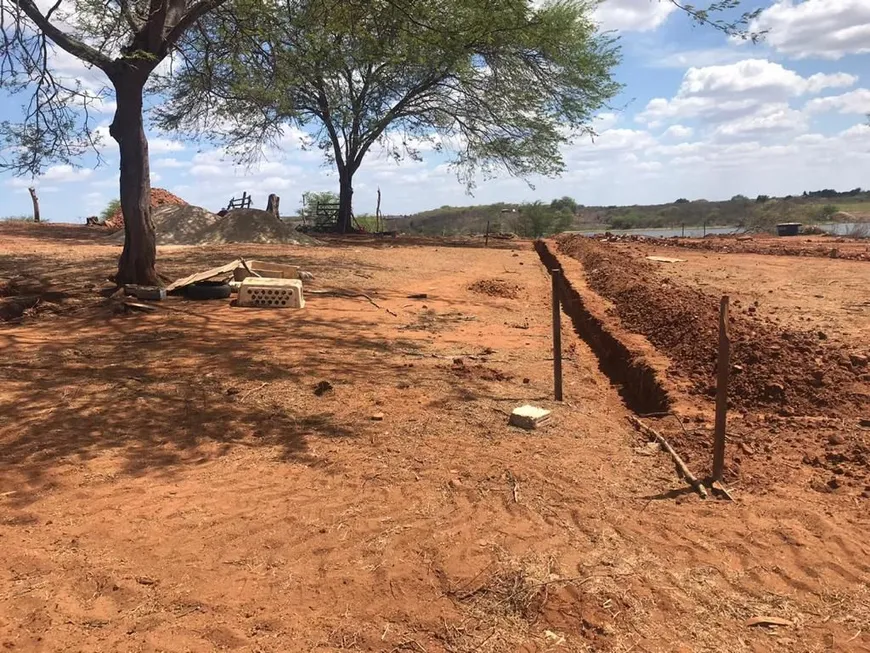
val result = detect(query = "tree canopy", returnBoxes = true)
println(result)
[158,0,622,232]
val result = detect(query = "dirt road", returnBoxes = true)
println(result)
[1,226,868,652]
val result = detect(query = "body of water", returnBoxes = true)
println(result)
[569,223,865,239]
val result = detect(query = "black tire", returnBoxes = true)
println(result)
[184,281,232,300]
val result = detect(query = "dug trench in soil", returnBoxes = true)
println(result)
[534,240,673,416]
[556,235,869,419]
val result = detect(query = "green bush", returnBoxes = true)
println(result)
[100,199,121,222]
[816,204,840,221]
[512,202,573,238]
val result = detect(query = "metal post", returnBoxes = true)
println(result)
[485,220,490,248]
[681,223,685,238]
[713,296,731,482]
[551,269,563,402]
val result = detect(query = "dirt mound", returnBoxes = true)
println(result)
[109,206,321,246]
[557,234,869,418]
[109,204,223,245]
[103,188,188,231]
[203,209,320,246]
[468,278,522,299]
[634,234,870,261]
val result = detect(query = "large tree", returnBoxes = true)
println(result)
[0,0,226,285]
[157,0,622,232]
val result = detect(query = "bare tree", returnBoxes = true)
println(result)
[1,0,227,284]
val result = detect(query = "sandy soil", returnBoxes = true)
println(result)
[1,225,869,652]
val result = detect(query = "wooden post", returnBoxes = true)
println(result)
[703,221,707,237]
[28,187,40,223]
[376,187,382,234]
[681,223,685,238]
[551,269,563,402]
[485,220,490,247]
[713,295,731,482]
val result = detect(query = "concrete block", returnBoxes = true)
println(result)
[509,405,551,430]
[238,277,304,309]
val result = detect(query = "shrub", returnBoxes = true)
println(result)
[816,204,840,221]
[100,199,121,222]
[512,202,573,238]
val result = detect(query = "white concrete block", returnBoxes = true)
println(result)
[238,277,305,308]
[509,405,552,430]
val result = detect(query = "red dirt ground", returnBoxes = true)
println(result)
[554,234,869,497]
[1,224,868,652]
[599,232,870,262]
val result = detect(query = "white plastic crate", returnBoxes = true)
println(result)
[238,277,305,308]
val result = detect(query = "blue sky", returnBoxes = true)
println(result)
[2,0,869,222]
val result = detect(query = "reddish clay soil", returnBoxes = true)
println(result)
[103,188,188,231]
[557,235,868,418]
[554,234,869,496]
[1,224,869,652]
[599,232,870,261]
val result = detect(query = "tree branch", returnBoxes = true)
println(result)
[15,0,113,70]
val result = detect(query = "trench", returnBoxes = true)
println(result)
[535,240,672,415]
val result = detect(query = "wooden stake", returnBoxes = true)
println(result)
[713,296,731,482]
[628,416,708,499]
[376,187,382,233]
[28,187,40,223]
[551,268,563,402]
[485,220,490,248]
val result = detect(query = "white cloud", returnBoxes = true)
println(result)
[190,164,223,178]
[149,138,185,154]
[805,88,870,114]
[593,112,620,131]
[42,164,93,182]
[678,60,853,98]
[713,104,808,140]
[153,157,187,168]
[638,59,855,125]
[650,47,764,70]
[593,0,676,32]
[749,0,870,60]
[663,124,694,139]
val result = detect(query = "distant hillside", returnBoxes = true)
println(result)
[393,189,870,235]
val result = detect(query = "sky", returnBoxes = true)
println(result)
[1,0,869,222]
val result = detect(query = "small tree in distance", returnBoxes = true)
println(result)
[513,202,573,239]
[298,191,340,221]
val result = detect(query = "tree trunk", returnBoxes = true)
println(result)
[266,193,280,219]
[110,75,158,286]
[28,187,40,223]
[337,167,355,234]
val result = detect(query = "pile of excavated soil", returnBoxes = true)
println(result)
[602,233,870,261]
[110,204,223,245]
[202,209,320,246]
[556,234,869,418]
[103,188,188,231]
[467,278,522,299]
[110,206,321,246]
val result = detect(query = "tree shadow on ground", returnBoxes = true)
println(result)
[0,302,425,495]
